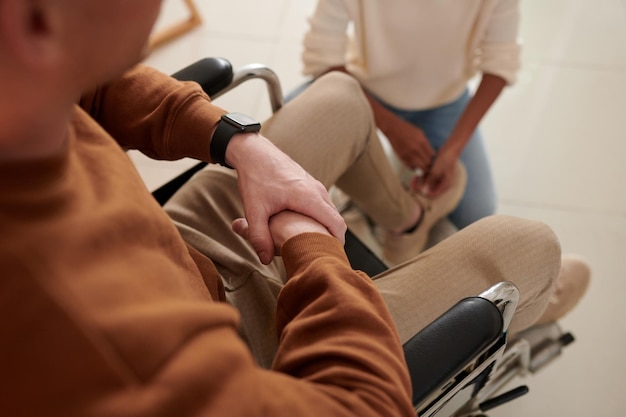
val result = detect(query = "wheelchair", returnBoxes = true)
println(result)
[152,57,577,417]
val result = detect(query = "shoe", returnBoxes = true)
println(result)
[377,161,467,266]
[536,254,591,325]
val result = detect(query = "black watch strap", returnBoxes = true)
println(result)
[210,113,261,169]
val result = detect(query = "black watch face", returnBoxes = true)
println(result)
[224,113,261,131]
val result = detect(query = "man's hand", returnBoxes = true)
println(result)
[233,210,331,255]
[225,132,346,264]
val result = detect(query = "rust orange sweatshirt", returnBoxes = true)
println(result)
[0,65,414,417]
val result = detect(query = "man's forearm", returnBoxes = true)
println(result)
[80,64,225,161]
[274,234,414,417]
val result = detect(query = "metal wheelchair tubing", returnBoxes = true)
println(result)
[478,338,531,402]
[477,281,519,333]
[209,63,284,113]
[417,340,507,417]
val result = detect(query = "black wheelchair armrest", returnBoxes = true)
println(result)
[171,57,234,97]
[404,296,503,407]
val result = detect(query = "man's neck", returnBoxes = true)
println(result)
[0,104,72,163]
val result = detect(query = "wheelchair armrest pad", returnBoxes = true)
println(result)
[344,229,388,276]
[171,57,234,97]
[404,296,503,407]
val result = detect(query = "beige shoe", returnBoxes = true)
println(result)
[536,254,591,325]
[378,161,467,266]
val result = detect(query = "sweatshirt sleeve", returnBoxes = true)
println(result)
[479,0,521,85]
[302,0,352,77]
[79,64,227,162]
[271,233,414,416]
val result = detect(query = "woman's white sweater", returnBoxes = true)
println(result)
[302,0,521,110]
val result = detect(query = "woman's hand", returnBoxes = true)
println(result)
[385,116,435,173]
[364,91,435,173]
[414,149,458,197]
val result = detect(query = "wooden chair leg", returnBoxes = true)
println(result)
[149,0,202,52]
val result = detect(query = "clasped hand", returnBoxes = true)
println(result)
[226,132,346,264]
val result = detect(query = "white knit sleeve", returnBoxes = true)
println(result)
[479,0,521,85]
[302,0,352,77]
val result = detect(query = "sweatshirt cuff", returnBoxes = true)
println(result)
[280,233,350,277]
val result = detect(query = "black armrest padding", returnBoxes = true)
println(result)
[171,57,234,97]
[404,296,503,407]
[152,162,207,206]
[344,229,388,276]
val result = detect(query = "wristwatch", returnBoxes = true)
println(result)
[210,113,261,168]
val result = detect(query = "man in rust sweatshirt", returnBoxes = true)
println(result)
[0,1,589,416]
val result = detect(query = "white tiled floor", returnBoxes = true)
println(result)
[140,1,626,415]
